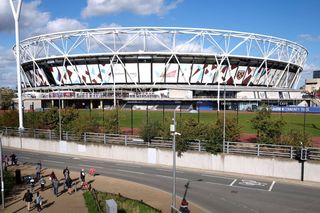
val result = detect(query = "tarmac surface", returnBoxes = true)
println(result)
[2,164,204,213]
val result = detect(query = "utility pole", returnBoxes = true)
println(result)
[223,82,226,153]
[9,0,24,131]
[0,133,5,209]
[170,111,177,211]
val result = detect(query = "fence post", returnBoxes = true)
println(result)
[257,144,260,156]
[290,146,293,159]
[226,142,229,154]
[33,129,36,138]
[5,127,7,135]
[104,134,106,144]
[84,132,87,143]
[125,135,127,146]
[49,130,51,140]
[198,140,201,152]
[66,132,68,141]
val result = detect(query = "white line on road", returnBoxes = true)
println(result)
[201,174,235,180]
[43,160,64,164]
[230,179,237,186]
[117,169,145,175]
[116,164,141,168]
[156,168,184,173]
[156,174,171,179]
[268,181,276,191]
[79,164,104,169]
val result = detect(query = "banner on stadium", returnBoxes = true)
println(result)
[271,106,320,113]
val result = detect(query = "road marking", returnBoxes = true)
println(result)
[156,168,184,173]
[205,181,229,187]
[238,179,268,187]
[43,160,64,164]
[201,174,234,180]
[156,174,171,179]
[73,157,80,160]
[231,184,269,192]
[79,164,104,169]
[230,179,237,186]
[268,181,276,191]
[176,177,188,181]
[116,164,141,168]
[117,169,145,175]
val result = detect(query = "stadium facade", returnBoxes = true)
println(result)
[16,27,309,111]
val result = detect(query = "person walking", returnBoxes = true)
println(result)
[39,175,46,191]
[22,189,33,211]
[10,153,17,165]
[35,162,41,180]
[53,177,59,197]
[49,171,57,189]
[63,166,70,190]
[80,169,86,183]
[35,191,43,212]
[66,176,73,194]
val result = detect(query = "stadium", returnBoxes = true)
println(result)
[17,27,309,111]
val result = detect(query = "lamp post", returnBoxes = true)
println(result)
[9,0,24,131]
[223,82,226,153]
[0,133,4,209]
[58,89,62,141]
[170,110,179,211]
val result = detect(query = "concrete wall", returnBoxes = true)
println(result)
[2,136,320,182]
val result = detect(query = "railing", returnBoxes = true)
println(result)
[1,127,320,161]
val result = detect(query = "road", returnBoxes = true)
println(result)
[3,147,320,213]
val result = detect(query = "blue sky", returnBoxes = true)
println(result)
[0,0,319,88]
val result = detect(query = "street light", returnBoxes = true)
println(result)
[0,132,5,209]
[170,110,180,211]
[223,82,226,153]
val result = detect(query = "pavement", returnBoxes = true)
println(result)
[3,164,205,213]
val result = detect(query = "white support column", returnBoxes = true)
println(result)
[9,0,23,130]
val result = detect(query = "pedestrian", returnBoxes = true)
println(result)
[63,166,70,179]
[53,177,59,197]
[10,153,17,165]
[39,175,46,191]
[35,162,41,180]
[30,177,35,193]
[179,199,190,213]
[80,169,86,183]
[35,191,43,212]
[49,171,57,189]
[63,166,70,190]
[66,176,73,194]
[22,189,33,211]
[4,155,9,171]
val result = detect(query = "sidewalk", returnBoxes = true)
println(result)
[3,164,206,213]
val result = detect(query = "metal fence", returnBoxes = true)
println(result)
[1,127,320,161]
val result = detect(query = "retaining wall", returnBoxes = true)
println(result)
[2,136,320,182]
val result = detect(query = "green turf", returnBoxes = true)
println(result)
[88,109,320,136]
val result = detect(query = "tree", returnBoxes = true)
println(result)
[139,120,160,142]
[102,109,119,134]
[280,129,312,147]
[204,118,241,154]
[71,114,99,137]
[0,110,18,127]
[0,88,15,110]
[251,106,286,144]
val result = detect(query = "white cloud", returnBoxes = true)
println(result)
[46,18,87,33]
[0,46,16,88]
[0,0,50,35]
[298,34,320,42]
[82,0,182,18]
